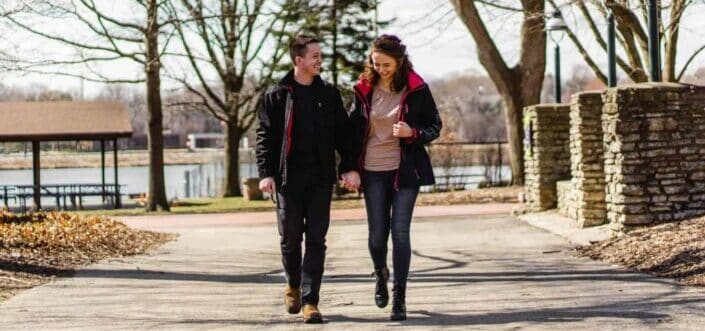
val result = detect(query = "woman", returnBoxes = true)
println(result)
[349,34,442,321]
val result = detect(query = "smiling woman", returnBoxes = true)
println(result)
[360,35,413,94]
[350,34,443,322]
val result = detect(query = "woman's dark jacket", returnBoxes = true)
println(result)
[350,70,442,188]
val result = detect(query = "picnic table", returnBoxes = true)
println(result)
[1,184,125,212]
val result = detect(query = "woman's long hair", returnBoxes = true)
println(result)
[359,34,413,93]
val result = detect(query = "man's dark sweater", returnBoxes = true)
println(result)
[288,80,321,183]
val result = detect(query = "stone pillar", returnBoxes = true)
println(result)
[569,92,607,227]
[523,104,571,211]
[603,83,705,231]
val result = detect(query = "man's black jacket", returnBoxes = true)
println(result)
[256,70,357,187]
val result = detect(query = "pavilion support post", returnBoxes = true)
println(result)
[113,138,121,208]
[32,141,41,211]
[101,139,106,203]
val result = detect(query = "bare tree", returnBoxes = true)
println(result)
[450,0,546,186]
[165,0,297,197]
[0,1,34,18]
[554,0,701,83]
[1,0,173,211]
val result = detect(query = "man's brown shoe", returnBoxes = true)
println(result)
[302,304,323,324]
[284,286,301,314]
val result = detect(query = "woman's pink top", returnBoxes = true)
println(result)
[364,85,406,171]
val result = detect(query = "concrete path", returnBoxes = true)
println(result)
[1,204,704,330]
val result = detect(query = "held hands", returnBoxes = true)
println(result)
[393,121,413,138]
[259,177,275,195]
[340,171,361,190]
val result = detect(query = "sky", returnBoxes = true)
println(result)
[3,0,705,96]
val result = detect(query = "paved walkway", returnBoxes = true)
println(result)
[1,204,704,330]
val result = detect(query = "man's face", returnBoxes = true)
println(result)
[295,43,322,76]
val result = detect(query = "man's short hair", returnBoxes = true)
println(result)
[288,34,320,63]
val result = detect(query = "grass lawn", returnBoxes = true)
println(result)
[73,187,520,218]
[73,196,276,217]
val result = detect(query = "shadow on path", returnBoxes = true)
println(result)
[70,263,676,287]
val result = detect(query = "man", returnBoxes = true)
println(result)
[255,34,360,324]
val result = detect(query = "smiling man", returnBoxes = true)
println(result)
[255,34,360,324]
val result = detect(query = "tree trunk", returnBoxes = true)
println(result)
[663,0,683,82]
[503,89,525,186]
[145,0,170,211]
[450,0,545,186]
[222,119,243,197]
[331,0,338,87]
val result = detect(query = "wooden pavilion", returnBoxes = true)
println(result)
[0,101,133,210]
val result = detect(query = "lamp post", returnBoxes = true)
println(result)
[546,10,568,103]
[606,9,617,87]
[647,0,661,81]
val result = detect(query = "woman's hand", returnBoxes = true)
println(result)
[341,171,361,190]
[393,121,413,138]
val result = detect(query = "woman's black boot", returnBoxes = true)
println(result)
[390,284,407,321]
[373,267,389,308]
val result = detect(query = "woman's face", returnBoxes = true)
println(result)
[371,51,398,82]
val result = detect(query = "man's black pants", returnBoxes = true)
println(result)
[276,176,332,305]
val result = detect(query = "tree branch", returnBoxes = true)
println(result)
[450,0,514,96]
[678,43,705,81]
[548,0,607,84]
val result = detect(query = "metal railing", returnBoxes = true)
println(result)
[426,141,510,191]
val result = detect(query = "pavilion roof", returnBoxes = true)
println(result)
[0,101,133,142]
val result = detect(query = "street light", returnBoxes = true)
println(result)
[546,10,568,103]
[647,0,661,81]
[603,1,617,87]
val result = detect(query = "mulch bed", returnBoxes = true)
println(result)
[0,210,175,301]
[577,216,705,286]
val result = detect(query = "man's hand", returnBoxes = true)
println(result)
[341,171,361,190]
[393,121,413,138]
[259,177,275,195]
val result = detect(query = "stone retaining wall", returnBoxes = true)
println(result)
[603,83,705,231]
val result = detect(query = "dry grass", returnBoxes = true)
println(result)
[418,186,520,205]
[577,216,705,286]
[332,187,520,209]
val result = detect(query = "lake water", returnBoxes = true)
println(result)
[0,163,510,208]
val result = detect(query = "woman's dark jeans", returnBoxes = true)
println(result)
[363,170,419,286]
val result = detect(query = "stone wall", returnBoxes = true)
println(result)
[523,104,571,211]
[603,83,705,231]
[569,92,607,227]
